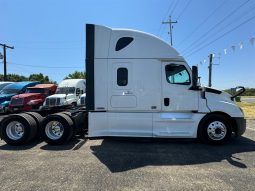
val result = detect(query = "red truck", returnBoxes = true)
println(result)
[8,84,57,112]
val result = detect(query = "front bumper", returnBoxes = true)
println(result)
[234,117,246,136]
[42,104,72,110]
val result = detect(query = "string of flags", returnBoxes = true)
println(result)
[200,37,255,64]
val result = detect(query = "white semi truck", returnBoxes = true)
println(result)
[43,79,86,108]
[0,24,246,145]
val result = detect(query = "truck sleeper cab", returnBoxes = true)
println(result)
[0,24,246,146]
[8,84,57,112]
[85,24,246,144]
[43,79,86,108]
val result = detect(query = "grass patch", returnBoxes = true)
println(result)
[237,102,255,119]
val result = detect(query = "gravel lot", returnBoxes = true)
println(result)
[0,120,254,191]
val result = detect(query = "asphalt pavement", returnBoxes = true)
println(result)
[0,119,255,191]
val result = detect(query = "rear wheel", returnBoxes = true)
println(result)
[71,102,77,107]
[198,114,232,144]
[42,113,74,145]
[26,112,44,137]
[0,114,37,145]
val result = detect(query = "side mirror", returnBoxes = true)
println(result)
[191,66,198,89]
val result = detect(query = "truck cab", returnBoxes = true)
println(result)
[0,24,246,146]
[0,81,39,113]
[43,79,86,108]
[8,84,57,112]
[86,24,245,144]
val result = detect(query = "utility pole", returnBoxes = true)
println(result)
[0,43,14,81]
[162,16,177,46]
[208,53,213,87]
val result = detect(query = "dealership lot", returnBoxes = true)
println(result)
[0,120,254,191]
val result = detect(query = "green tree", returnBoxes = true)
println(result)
[28,73,55,84]
[64,71,86,80]
[0,74,28,82]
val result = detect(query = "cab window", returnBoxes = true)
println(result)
[165,64,191,85]
[76,88,80,96]
[117,68,128,86]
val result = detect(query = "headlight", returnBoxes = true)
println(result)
[27,100,37,106]
[1,101,10,106]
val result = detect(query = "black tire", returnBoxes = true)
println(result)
[42,113,74,145]
[197,114,232,145]
[71,102,77,107]
[26,112,44,137]
[0,114,37,145]
[60,112,72,118]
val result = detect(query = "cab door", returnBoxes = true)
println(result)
[152,62,199,138]
[161,62,199,112]
[109,62,137,110]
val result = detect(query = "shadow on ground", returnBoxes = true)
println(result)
[0,139,43,151]
[40,137,87,151]
[90,137,255,172]
[0,137,87,151]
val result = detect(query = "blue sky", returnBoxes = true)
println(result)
[1,0,255,89]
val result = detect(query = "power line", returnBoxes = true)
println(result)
[185,14,255,58]
[176,0,228,48]
[169,0,180,17]
[0,40,83,44]
[181,0,250,54]
[15,46,85,50]
[159,0,180,39]
[158,0,176,37]
[8,62,84,69]
[183,2,255,57]
[176,0,193,20]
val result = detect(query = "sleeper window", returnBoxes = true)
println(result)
[165,64,191,85]
[117,68,128,86]
[115,37,134,51]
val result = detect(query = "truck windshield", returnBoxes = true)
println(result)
[56,87,75,94]
[0,89,21,94]
[26,88,45,94]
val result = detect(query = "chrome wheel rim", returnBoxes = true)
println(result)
[45,121,64,140]
[207,121,227,141]
[6,121,25,140]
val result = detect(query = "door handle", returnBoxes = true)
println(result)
[123,91,133,95]
[164,98,170,106]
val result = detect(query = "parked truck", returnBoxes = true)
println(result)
[0,81,39,113]
[0,24,246,146]
[77,93,86,106]
[0,82,13,91]
[42,79,86,108]
[8,84,57,112]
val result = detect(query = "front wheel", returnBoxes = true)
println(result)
[198,114,232,144]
